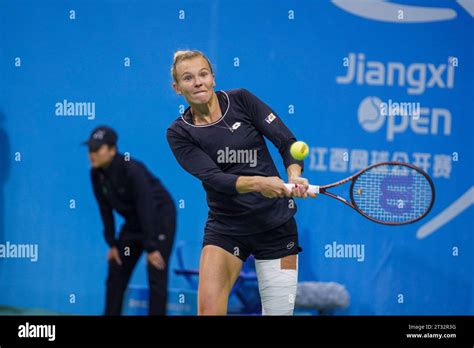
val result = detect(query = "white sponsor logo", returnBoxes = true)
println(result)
[332,0,474,23]
[358,96,451,141]
[286,241,295,250]
[231,122,241,130]
[336,53,456,96]
[55,99,96,120]
[324,241,365,262]
[18,322,56,342]
[265,113,276,124]
[93,130,106,139]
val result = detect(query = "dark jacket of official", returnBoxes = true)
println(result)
[90,153,175,253]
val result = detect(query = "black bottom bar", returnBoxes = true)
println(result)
[0,315,472,346]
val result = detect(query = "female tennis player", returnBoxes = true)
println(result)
[166,50,316,315]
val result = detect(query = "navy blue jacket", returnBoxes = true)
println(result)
[91,154,174,252]
[166,88,302,236]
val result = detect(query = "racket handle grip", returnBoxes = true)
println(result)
[284,183,320,194]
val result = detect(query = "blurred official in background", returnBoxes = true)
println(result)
[84,126,176,315]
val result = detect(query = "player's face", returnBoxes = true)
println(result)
[88,144,116,168]
[173,57,215,105]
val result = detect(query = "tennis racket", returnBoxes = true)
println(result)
[285,161,435,225]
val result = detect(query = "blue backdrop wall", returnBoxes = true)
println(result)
[0,0,472,315]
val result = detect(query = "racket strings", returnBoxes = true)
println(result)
[352,166,433,223]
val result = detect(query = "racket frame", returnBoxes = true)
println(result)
[293,161,436,225]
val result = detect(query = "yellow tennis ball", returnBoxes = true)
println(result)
[290,141,309,160]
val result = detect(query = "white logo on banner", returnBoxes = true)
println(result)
[358,97,385,132]
[357,96,451,141]
[416,187,474,239]
[336,53,455,96]
[332,0,474,23]
[335,53,455,141]
[308,146,452,179]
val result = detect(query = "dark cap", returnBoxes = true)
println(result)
[83,126,118,152]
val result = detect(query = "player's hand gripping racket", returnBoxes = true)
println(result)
[285,161,435,225]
